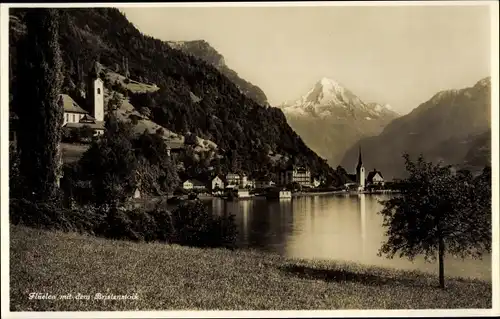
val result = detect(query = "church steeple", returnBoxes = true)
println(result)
[356,146,363,171]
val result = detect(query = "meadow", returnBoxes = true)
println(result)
[10,225,491,311]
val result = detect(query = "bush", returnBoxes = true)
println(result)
[10,198,103,235]
[11,195,236,249]
[170,201,237,249]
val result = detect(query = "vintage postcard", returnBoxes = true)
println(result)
[1,1,498,318]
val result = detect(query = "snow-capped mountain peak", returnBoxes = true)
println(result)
[279,77,398,120]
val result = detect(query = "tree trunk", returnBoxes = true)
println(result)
[438,235,445,289]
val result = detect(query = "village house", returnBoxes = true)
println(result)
[211,175,225,190]
[182,180,194,190]
[240,174,255,188]
[278,165,312,187]
[366,169,384,186]
[182,179,206,191]
[225,173,241,187]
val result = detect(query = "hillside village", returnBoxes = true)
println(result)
[10,60,388,201]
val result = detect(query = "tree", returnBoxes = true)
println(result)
[139,106,151,118]
[134,132,180,194]
[79,114,139,206]
[378,154,491,288]
[15,9,64,201]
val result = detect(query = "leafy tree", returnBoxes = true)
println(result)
[15,9,63,201]
[378,154,491,288]
[134,132,180,194]
[79,114,139,206]
[139,106,151,118]
[108,92,122,111]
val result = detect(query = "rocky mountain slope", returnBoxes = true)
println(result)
[278,77,399,166]
[167,40,269,106]
[340,77,491,179]
[9,8,345,184]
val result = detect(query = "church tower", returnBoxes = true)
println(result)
[356,146,365,188]
[87,61,104,122]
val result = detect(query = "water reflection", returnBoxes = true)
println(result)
[204,195,491,280]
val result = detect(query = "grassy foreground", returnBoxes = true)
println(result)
[10,225,491,311]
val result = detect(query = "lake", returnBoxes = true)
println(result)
[205,194,491,281]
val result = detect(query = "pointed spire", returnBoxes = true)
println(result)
[356,146,363,171]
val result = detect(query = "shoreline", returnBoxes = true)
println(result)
[136,190,399,204]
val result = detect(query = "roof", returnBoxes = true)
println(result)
[212,175,226,183]
[367,170,384,182]
[79,114,96,123]
[64,121,105,130]
[59,94,88,114]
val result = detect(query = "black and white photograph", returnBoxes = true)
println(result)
[1,1,498,317]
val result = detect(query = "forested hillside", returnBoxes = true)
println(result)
[167,40,269,106]
[9,8,345,184]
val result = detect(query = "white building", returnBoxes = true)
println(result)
[226,173,241,187]
[182,180,194,190]
[366,169,384,186]
[60,64,105,136]
[211,176,225,190]
[278,166,311,187]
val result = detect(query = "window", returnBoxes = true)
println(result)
[72,114,75,122]
[65,114,68,122]
[97,88,101,94]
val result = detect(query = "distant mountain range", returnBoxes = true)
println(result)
[278,77,399,166]
[340,77,491,179]
[167,40,269,106]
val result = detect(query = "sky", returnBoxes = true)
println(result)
[120,3,492,114]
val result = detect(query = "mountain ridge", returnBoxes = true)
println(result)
[166,39,269,106]
[340,77,491,179]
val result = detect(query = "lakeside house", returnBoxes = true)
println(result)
[225,173,255,189]
[226,173,241,187]
[366,169,384,186]
[278,165,312,187]
[211,175,225,190]
[182,179,206,191]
